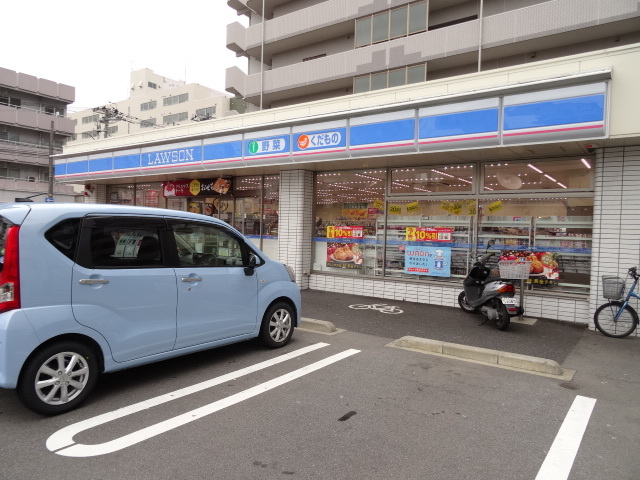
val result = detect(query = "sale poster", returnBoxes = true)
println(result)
[405,227,453,242]
[326,243,363,269]
[404,246,451,277]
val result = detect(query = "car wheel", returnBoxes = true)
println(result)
[17,341,98,416]
[259,302,295,348]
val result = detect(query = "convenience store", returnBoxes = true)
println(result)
[56,45,640,327]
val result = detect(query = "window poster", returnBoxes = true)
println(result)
[404,246,451,277]
[326,242,363,269]
[500,250,560,285]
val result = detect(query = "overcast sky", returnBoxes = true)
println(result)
[5,1,247,112]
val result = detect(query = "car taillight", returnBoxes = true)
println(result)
[0,225,20,314]
[498,283,515,294]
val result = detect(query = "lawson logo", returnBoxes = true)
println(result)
[297,131,342,150]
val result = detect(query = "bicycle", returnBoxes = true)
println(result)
[593,267,640,338]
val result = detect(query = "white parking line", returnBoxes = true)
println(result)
[535,395,597,480]
[47,345,359,457]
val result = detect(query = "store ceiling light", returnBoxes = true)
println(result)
[581,158,592,169]
[557,182,568,188]
[544,174,557,182]
[528,164,543,173]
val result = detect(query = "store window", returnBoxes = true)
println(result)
[107,183,163,208]
[391,165,475,195]
[483,158,593,192]
[313,158,594,293]
[314,169,387,275]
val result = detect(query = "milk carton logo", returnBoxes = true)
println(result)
[297,131,342,150]
[247,138,286,155]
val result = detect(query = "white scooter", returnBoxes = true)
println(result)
[457,240,522,331]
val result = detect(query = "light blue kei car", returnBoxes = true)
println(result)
[0,203,300,415]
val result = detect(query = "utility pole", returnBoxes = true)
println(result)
[48,120,54,200]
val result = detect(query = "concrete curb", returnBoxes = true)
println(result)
[388,335,573,379]
[299,317,344,335]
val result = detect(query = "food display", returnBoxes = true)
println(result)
[326,242,363,269]
[500,250,559,284]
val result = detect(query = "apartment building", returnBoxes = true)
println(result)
[0,67,77,203]
[225,0,640,109]
[68,69,244,146]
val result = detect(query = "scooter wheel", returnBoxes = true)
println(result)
[458,291,479,313]
[495,301,511,331]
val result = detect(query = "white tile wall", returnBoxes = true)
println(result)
[590,146,640,336]
[278,170,314,288]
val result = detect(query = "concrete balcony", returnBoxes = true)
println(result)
[0,140,62,167]
[225,0,640,106]
[0,67,74,103]
[227,21,248,55]
[226,22,480,105]
[227,0,640,60]
[0,178,75,195]
[0,105,75,135]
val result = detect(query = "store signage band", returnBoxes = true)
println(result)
[56,83,607,179]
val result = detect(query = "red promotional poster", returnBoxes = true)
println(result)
[163,178,231,197]
[500,250,560,285]
[326,242,363,269]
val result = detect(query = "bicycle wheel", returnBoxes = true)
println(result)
[349,304,371,310]
[594,302,639,338]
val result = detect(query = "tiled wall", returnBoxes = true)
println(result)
[308,274,590,324]
[589,146,640,336]
[278,170,314,288]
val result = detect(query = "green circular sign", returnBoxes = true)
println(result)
[248,140,259,154]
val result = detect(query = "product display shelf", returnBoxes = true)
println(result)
[478,216,532,247]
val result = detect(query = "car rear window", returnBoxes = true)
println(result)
[0,216,15,271]
[45,218,81,261]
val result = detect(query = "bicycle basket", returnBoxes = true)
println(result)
[498,260,532,280]
[602,276,625,300]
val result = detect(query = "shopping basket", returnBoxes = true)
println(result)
[601,276,625,300]
[498,260,532,280]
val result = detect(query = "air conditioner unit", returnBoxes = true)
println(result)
[27,176,36,182]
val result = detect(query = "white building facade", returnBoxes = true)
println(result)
[68,69,241,145]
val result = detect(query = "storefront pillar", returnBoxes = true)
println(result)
[590,145,640,333]
[278,170,314,289]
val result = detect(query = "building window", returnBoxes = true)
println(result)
[148,82,157,89]
[355,1,427,48]
[107,126,118,135]
[195,106,216,118]
[82,114,99,124]
[163,112,188,125]
[81,130,99,139]
[141,100,157,111]
[354,64,426,93]
[163,93,189,107]
[0,131,20,142]
[140,118,157,128]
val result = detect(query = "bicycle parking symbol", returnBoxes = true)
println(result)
[348,303,403,314]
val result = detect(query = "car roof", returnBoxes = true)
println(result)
[0,202,230,227]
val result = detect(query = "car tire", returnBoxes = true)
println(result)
[259,302,295,349]
[17,341,98,416]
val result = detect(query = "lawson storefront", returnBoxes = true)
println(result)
[55,49,640,328]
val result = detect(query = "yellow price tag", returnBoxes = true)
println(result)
[189,180,201,196]
[406,202,420,213]
[389,204,402,215]
[373,199,384,210]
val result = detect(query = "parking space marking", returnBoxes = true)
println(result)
[47,342,329,454]
[48,346,359,457]
[535,395,597,480]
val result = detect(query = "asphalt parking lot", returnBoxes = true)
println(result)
[301,289,588,364]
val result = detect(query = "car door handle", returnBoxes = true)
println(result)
[78,278,110,285]
[181,277,203,282]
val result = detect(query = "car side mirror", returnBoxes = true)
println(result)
[244,254,257,276]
